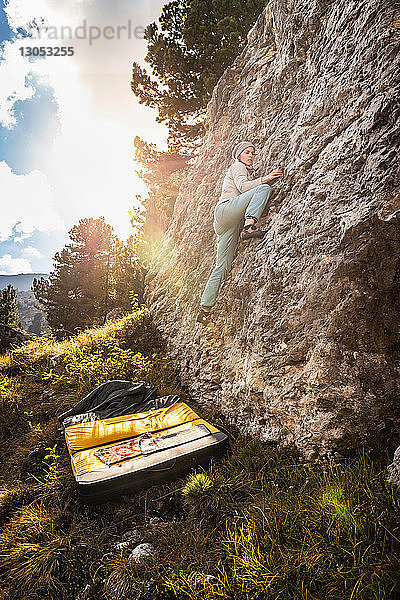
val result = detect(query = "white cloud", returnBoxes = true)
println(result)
[3,0,168,136]
[13,232,34,244]
[0,161,65,242]
[23,245,42,257]
[1,0,169,243]
[0,40,37,128]
[0,253,32,274]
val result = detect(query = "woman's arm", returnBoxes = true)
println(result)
[231,161,262,193]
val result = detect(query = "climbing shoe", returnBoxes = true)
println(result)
[240,224,266,241]
[196,308,214,326]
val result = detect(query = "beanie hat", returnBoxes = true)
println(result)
[231,140,255,160]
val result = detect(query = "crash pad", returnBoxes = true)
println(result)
[58,380,228,503]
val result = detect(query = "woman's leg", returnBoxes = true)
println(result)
[199,184,271,311]
[200,222,241,308]
[217,184,271,229]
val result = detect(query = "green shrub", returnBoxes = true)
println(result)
[41,337,153,393]
[182,473,215,503]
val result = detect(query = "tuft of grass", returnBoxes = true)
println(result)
[0,373,26,448]
[162,447,400,600]
[320,485,354,523]
[0,500,88,599]
[0,485,36,527]
[102,552,158,600]
[182,473,215,503]
[1,533,80,598]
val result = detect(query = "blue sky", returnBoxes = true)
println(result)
[0,0,168,275]
[0,74,60,175]
[0,2,13,43]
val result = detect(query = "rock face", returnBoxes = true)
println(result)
[0,324,34,354]
[387,446,400,485]
[145,0,400,458]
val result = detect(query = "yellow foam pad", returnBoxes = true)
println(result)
[64,402,199,453]
[70,418,219,476]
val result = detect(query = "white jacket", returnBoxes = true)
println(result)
[217,159,262,204]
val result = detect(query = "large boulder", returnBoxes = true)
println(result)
[145,0,400,458]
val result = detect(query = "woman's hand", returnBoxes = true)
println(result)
[262,168,283,184]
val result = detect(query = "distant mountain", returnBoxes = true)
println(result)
[16,289,50,334]
[0,274,50,334]
[0,273,49,292]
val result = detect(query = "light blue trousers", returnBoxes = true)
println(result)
[200,183,271,308]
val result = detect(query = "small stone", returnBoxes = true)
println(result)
[203,574,218,585]
[113,540,132,551]
[128,543,156,563]
[122,529,142,543]
[75,584,92,600]
[195,573,218,586]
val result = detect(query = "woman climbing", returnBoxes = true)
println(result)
[196,140,283,326]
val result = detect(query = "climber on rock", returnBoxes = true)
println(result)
[196,140,283,326]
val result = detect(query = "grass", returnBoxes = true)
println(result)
[0,307,176,394]
[0,305,399,599]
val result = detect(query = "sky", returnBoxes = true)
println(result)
[0,0,169,275]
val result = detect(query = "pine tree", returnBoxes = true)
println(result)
[130,0,267,151]
[130,136,192,270]
[0,285,21,328]
[111,236,146,312]
[33,217,144,337]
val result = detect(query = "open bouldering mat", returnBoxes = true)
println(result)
[58,380,228,503]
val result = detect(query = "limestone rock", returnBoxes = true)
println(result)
[0,324,34,354]
[387,446,400,485]
[122,529,143,543]
[145,1,400,457]
[128,543,156,563]
[112,529,143,550]
[113,540,134,551]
